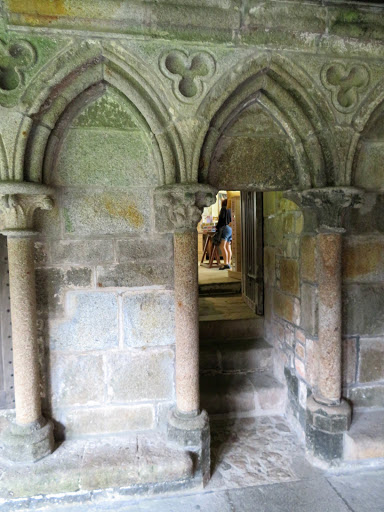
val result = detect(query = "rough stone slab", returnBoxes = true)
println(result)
[200,318,264,341]
[123,291,175,348]
[61,188,153,236]
[50,291,119,351]
[117,236,173,263]
[106,349,174,403]
[328,469,384,512]
[343,284,384,336]
[50,239,115,265]
[358,337,384,383]
[50,353,105,407]
[344,410,384,461]
[346,383,384,408]
[200,374,256,416]
[0,433,193,501]
[35,266,93,317]
[97,262,173,288]
[248,373,287,414]
[200,338,272,373]
[54,404,155,437]
[273,290,300,325]
[55,129,157,188]
[343,238,384,282]
[227,478,350,512]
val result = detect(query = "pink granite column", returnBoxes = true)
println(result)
[316,231,343,405]
[8,235,42,424]
[174,230,200,415]
[0,187,54,462]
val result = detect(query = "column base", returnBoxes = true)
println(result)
[305,395,351,467]
[1,416,54,463]
[168,407,210,486]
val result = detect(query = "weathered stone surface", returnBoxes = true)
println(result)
[300,283,318,336]
[117,235,173,262]
[35,266,93,316]
[342,338,357,386]
[97,261,173,288]
[50,353,105,407]
[343,238,384,282]
[280,258,299,297]
[273,290,300,325]
[55,129,157,187]
[123,291,175,347]
[62,188,152,235]
[358,338,384,383]
[347,384,384,408]
[344,410,384,462]
[343,284,384,336]
[50,292,118,351]
[54,404,155,437]
[106,349,174,402]
[301,235,317,282]
[50,239,115,265]
[209,132,298,191]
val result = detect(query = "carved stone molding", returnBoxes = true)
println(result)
[159,49,216,103]
[285,187,364,233]
[0,182,54,234]
[321,63,370,114]
[154,184,217,233]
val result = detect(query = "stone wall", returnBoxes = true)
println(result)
[342,194,384,411]
[263,191,308,436]
[264,190,384,433]
[33,86,176,439]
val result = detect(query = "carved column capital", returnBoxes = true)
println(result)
[154,183,217,233]
[0,183,54,236]
[285,187,364,233]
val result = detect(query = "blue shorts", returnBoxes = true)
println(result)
[221,225,232,242]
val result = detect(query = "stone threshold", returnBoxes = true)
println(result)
[0,432,195,509]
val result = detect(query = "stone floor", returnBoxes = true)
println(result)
[3,415,384,511]
[198,264,239,285]
[199,295,258,321]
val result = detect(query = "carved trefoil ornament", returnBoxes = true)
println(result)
[0,39,37,107]
[160,49,216,103]
[321,62,370,113]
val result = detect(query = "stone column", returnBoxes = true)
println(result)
[288,187,363,466]
[174,230,200,414]
[155,183,216,484]
[0,184,55,462]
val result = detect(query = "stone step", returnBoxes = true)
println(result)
[344,410,384,461]
[199,317,264,341]
[200,338,273,374]
[0,432,194,500]
[200,372,286,418]
[199,281,242,297]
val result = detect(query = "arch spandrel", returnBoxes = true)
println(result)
[15,41,184,187]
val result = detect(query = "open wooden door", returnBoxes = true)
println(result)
[0,236,14,409]
[241,191,264,315]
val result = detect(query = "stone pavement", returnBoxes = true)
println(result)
[2,416,384,511]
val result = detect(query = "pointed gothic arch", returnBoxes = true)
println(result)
[196,54,337,190]
[14,41,184,186]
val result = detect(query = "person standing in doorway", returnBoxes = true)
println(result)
[216,199,232,270]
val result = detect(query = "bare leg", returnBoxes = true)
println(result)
[219,240,228,266]
[226,241,232,267]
